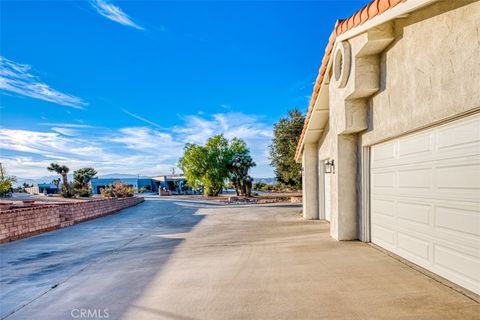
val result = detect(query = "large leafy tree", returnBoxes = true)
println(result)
[179,135,255,197]
[73,167,98,188]
[179,135,231,196]
[269,108,305,189]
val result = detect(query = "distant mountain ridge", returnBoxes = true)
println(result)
[252,177,276,184]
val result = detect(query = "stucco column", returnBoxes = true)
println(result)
[330,134,358,240]
[302,143,319,220]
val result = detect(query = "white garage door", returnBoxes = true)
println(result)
[370,113,480,295]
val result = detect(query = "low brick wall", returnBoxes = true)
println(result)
[0,197,144,243]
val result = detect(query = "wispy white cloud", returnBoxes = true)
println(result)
[121,108,163,128]
[39,122,93,128]
[175,112,272,144]
[0,112,274,178]
[174,112,274,175]
[0,57,88,109]
[90,0,144,30]
[51,127,80,136]
[110,127,183,155]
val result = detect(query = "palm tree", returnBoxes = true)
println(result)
[47,163,70,189]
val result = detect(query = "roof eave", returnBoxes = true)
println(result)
[295,0,439,161]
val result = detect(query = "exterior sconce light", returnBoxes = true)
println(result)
[325,160,335,174]
[300,167,304,175]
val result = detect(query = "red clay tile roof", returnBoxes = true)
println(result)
[296,0,408,159]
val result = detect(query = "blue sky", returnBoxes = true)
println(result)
[0,0,369,178]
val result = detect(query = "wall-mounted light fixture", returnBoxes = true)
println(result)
[300,167,304,176]
[325,160,335,174]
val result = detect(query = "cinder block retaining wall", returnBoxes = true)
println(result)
[0,197,144,243]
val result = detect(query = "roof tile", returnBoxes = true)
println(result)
[347,16,355,29]
[353,11,362,27]
[378,0,391,13]
[328,30,336,43]
[319,67,326,77]
[368,1,380,18]
[360,7,369,23]
[335,19,344,35]
[321,54,329,67]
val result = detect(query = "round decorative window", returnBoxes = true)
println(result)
[334,49,343,82]
[333,41,351,88]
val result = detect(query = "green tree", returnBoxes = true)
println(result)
[269,108,305,189]
[51,178,60,190]
[230,153,255,197]
[179,135,232,196]
[72,167,97,197]
[228,138,254,196]
[73,167,97,188]
[47,163,70,188]
[0,165,16,197]
[47,163,73,197]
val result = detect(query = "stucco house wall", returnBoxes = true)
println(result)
[310,0,480,240]
[363,0,480,146]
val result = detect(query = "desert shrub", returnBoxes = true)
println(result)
[138,187,146,193]
[253,182,266,190]
[252,183,290,193]
[60,185,75,198]
[74,187,92,197]
[71,181,92,197]
[100,182,134,198]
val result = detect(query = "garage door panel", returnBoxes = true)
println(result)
[371,198,395,217]
[435,206,480,237]
[370,113,480,294]
[398,168,432,189]
[397,202,431,225]
[435,163,480,190]
[389,190,479,204]
[398,131,433,158]
[371,216,396,234]
[437,116,480,151]
[371,225,395,247]
[434,244,480,283]
[371,141,396,165]
[396,219,432,238]
[397,232,430,262]
[372,171,396,188]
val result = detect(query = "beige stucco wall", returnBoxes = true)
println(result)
[363,0,480,146]
[309,0,480,240]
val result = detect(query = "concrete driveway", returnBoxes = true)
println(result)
[1,198,478,319]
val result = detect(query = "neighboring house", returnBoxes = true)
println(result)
[90,175,188,194]
[296,0,479,295]
[151,175,188,193]
[90,177,157,194]
[25,183,58,195]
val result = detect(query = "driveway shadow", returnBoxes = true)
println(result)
[0,199,205,320]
